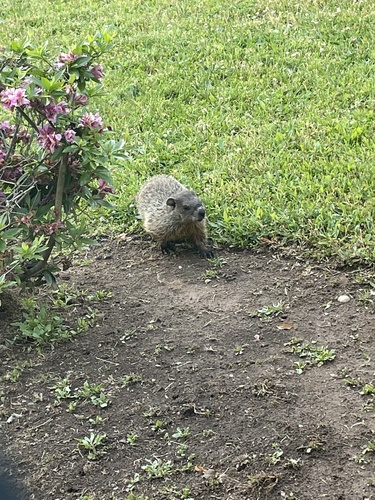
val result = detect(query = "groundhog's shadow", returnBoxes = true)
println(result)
[141,234,216,259]
[148,238,214,260]
[0,438,27,500]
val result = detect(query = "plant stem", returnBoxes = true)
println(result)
[21,154,68,279]
[21,235,55,279]
[17,107,40,133]
[55,153,68,222]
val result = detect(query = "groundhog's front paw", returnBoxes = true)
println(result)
[198,246,214,259]
[161,242,176,254]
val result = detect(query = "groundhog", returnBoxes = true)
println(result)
[136,174,214,258]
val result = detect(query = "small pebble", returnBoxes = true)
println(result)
[338,294,350,303]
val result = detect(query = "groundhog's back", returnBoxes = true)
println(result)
[136,175,185,218]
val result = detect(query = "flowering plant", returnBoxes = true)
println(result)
[0,30,125,297]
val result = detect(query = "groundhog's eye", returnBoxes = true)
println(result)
[183,205,190,211]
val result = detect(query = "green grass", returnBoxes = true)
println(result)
[2,0,375,262]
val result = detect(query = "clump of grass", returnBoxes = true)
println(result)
[12,299,70,346]
[9,286,103,348]
[51,378,110,409]
[141,459,175,479]
[285,338,336,373]
[352,441,375,464]
[77,433,106,460]
[121,373,144,386]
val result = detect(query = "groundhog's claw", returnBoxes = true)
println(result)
[205,249,215,259]
[198,246,214,259]
[161,242,176,254]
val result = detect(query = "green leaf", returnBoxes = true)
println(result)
[10,38,32,53]
[35,203,54,218]
[43,270,56,286]
[96,199,114,209]
[111,152,129,161]
[95,167,113,185]
[50,145,66,161]
[0,274,16,290]
[70,56,92,68]
[63,144,79,153]
[0,214,7,228]
[79,171,92,186]
[1,228,22,240]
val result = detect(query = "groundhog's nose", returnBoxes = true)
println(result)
[197,207,205,220]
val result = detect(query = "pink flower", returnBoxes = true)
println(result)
[56,102,69,114]
[65,85,76,96]
[0,88,30,112]
[44,106,58,121]
[0,120,16,136]
[44,101,69,123]
[55,51,78,69]
[79,112,103,129]
[37,123,62,153]
[20,77,32,88]
[59,51,78,63]
[1,166,23,182]
[17,129,31,145]
[64,129,76,143]
[97,179,115,199]
[74,94,88,107]
[90,64,105,80]
[43,221,65,235]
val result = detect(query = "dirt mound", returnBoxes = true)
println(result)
[1,238,375,499]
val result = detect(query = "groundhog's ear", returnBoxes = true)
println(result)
[166,197,176,209]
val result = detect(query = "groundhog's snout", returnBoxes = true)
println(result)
[197,207,206,221]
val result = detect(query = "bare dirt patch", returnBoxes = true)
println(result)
[1,238,375,499]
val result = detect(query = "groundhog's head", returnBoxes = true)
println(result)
[166,190,206,222]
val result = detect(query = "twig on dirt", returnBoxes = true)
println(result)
[156,273,166,284]
[95,357,119,365]
[32,418,53,430]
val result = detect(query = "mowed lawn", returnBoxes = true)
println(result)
[2,0,375,262]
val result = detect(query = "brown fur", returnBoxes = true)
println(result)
[136,175,213,257]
